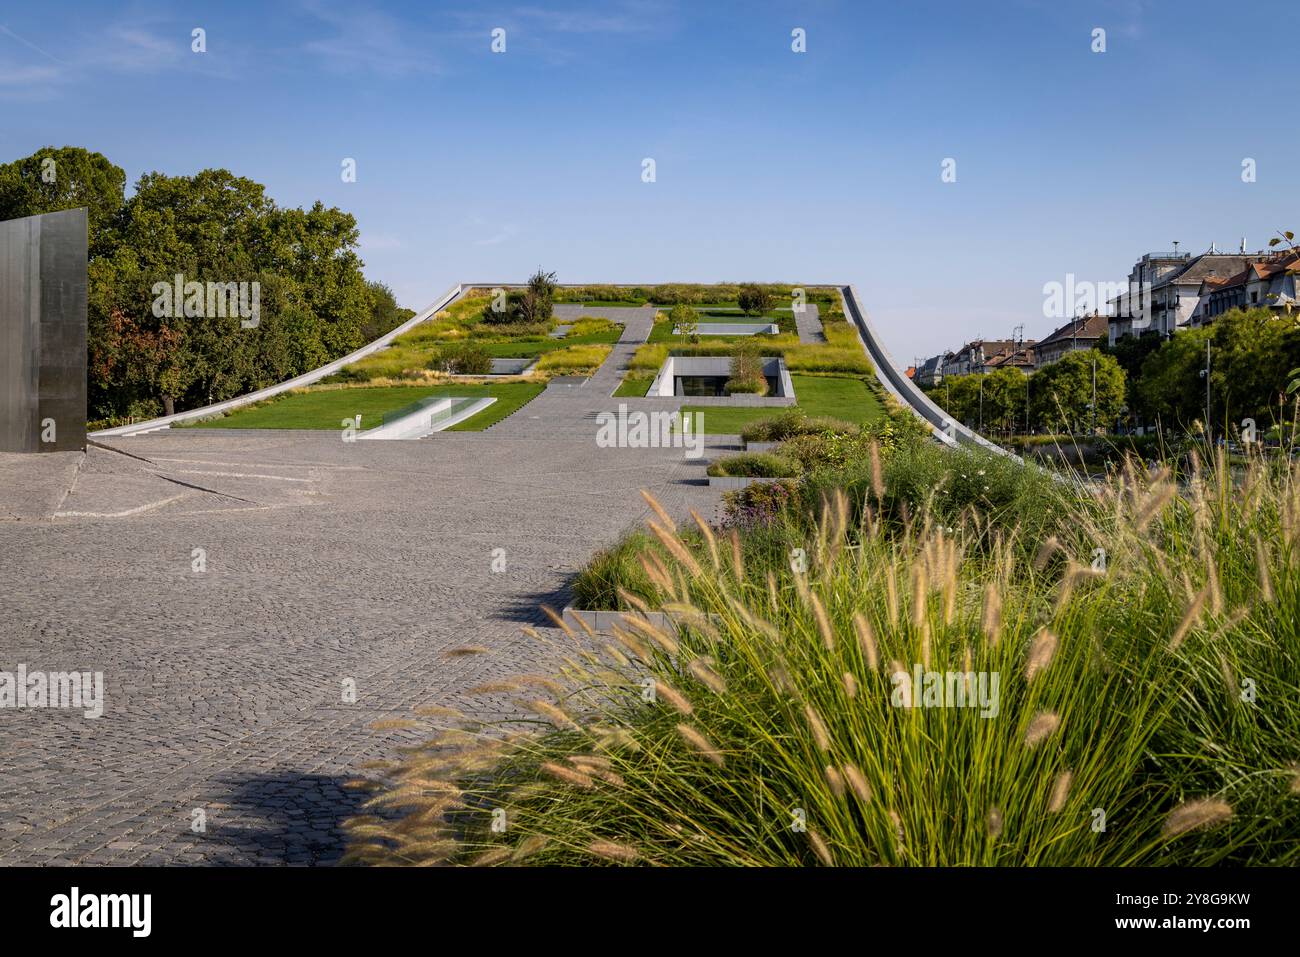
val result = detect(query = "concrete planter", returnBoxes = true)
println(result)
[706,475,791,490]
[647,355,795,400]
[561,605,720,635]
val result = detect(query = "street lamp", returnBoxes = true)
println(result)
[1198,340,1211,442]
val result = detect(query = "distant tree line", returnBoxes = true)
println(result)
[926,306,1300,438]
[0,146,413,421]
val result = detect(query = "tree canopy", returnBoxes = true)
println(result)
[0,146,413,420]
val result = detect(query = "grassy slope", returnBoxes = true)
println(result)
[184,382,545,432]
[679,374,886,433]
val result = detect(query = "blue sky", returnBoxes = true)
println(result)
[2,0,1296,363]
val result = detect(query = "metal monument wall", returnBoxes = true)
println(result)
[0,208,88,453]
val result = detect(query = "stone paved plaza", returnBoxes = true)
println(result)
[0,307,741,865]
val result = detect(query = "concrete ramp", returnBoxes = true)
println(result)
[839,285,1016,458]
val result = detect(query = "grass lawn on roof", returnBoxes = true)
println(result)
[678,374,885,434]
[479,323,622,357]
[181,382,545,432]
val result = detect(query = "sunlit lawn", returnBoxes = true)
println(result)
[181,382,545,432]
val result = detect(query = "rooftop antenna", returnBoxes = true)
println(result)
[1172,240,1180,256]
[1240,237,1246,253]
[1209,241,1217,253]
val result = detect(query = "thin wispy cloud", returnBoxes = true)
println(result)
[507,2,666,35]
[473,222,521,246]
[0,23,67,64]
[300,0,441,76]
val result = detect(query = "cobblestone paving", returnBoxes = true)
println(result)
[0,325,733,865]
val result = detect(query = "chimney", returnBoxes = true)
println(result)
[1240,237,1246,253]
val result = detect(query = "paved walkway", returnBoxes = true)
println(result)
[0,309,736,865]
[793,303,825,343]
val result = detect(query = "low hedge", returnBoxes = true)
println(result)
[706,451,800,478]
[740,410,859,443]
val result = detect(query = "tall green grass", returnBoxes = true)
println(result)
[345,448,1300,866]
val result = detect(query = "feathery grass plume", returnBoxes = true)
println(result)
[727,597,782,642]
[616,587,650,614]
[370,718,421,731]
[594,768,627,788]
[541,761,596,789]
[1025,711,1060,749]
[610,624,652,664]
[987,806,1004,839]
[445,645,489,657]
[888,808,905,847]
[639,488,676,532]
[981,583,1003,647]
[844,763,872,804]
[515,674,566,694]
[910,563,928,630]
[767,665,795,694]
[804,704,833,752]
[869,440,885,504]
[568,754,612,770]
[1169,586,1208,652]
[885,564,899,625]
[588,839,640,863]
[942,541,958,626]
[729,528,745,582]
[687,657,727,695]
[1255,536,1275,602]
[654,679,695,716]
[648,519,702,576]
[622,612,680,655]
[1134,480,1177,531]
[825,765,846,798]
[1161,798,1233,839]
[676,723,725,766]
[809,590,836,651]
[1289,764,1300,795]
[413,705,464,720]
[890,660,912,708]
[569,609,597,638]
[767,570,781,612]
[834,488,850,544]
[540,604,576,639]
[1033,536,1061,572]
[1048,770,1073,813]
[807,829,834,866]
[469,679,521,694]
[511,834,548,862]
[638,549,675,598]
[1026,628,1059,684]
[528,699,580,731]
[471,845,513,867]
[843,672,858,698]
[603,642,631,668]
[853,611,879,670]
[691,508,719,567]
[1206,554,1224,617]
